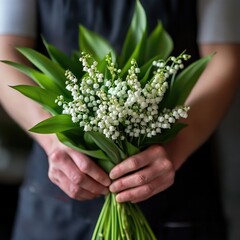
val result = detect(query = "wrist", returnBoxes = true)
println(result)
[31,132,59,155]
[163,141,187,171]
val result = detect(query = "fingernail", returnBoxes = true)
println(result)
[116,194,124,203]
[109,184,116,193]
[109,171,116,179]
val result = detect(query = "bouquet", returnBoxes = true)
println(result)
[3,1,211,239]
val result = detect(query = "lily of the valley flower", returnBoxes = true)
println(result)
[55,52,190,142]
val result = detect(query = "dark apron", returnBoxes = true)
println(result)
[12,1,226,239]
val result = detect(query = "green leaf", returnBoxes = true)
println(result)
[146,21,173,61]
[2,60,62,94]
[143,123,187,146]
[97,53,110,73]
[29,114,77,133]
[120,31,147,76]
[59,128,84,144]
[42,38,84,79]
[139,63,153,86]
[79,25,116,62]
[84,132,126,164]
[139,22,173,83]
[162,54,212,108]
[83,132,99,149]
[11,85,60,114]
[57,132,110,161]
[57,132,115,172]
[17,47,67,91]
[173,55,211,105]
[124,140,140,157]
[121,0,147,65]
[96,159,115,173]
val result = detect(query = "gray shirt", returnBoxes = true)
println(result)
[0,0,37,38]
[0,0,240,43]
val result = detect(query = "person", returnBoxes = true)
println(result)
[0,0,240,239]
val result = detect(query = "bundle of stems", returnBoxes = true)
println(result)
[92,192,156,240]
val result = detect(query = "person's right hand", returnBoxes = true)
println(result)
[46,138,111,201]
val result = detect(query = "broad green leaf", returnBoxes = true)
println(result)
[120,31,147,76]
[121,0,147,64]
[124,140,140,157]
[79,25,116,62]
[146,22,173,61]
[173,55,212,105]
[57,132,110,161]
[2,60,62,94]
[84,132,126,164]
[161,54,212,109]
[11,85,60,114]
[97,53,110,74]
[139,23,173,83]
[57,132,114,172]
[139,63,153,86]
[143,123,187,146]
[83,132,99,150]
[29,114,77,133]
[43,39,84,79]
[17,48,67,91]
[72,50,81,61]
[96,159,115,173]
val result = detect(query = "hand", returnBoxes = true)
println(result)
[47,140,111,201]
[109,145,175,203]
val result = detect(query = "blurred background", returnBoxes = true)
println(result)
[216,90,240,240]
[0,105,32,240]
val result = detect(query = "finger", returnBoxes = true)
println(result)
[109,145,164,180]
[115,174,174,203]
[109,154,148,180]
[57,157,109,196]
[70,150,111,187]
[110,165,159,193]
[49,153,109,196]
[64,167,109,196]
[49,168,99,201]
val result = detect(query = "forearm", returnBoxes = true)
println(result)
[165,43,240,170]
[0,35,56,153]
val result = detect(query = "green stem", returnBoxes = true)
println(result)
[91,194,111,239]
[91,192,157,240]
[117,202,125,239]
[133,203,157,240]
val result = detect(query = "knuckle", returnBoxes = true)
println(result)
[48,168,58,182]
[48,150,69,166]
[48,150,61,162]
[152,144,164,155]
[143,183,154,196]
[160,159,173,171]
[79,160,91,173]
[129,156,140,170]
[69,185,79,198]
[71,173,83,185]
[135,173,147,185]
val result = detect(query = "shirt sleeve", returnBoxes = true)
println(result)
[0,0,37,37]
[197,0,240,43]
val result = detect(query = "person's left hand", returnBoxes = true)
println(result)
[109,145,175,203]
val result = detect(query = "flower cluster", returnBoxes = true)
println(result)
[55,52,190,141]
